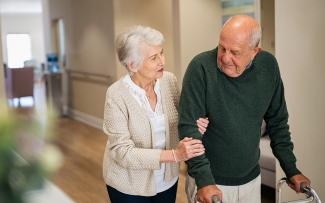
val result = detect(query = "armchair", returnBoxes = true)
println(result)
[5,66,34,106]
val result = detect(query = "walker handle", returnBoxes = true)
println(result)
[194,194,222,203]
[277,177,322,203]
[285,178,310,194]
[211,194,222,203]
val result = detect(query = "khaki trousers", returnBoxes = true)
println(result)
[186,175,261,203]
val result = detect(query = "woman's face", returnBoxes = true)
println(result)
[133,43,165,81]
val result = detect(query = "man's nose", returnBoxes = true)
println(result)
[222,52,232,63]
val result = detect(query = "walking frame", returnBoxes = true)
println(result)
[277,177,322,203]
[194,177,322,203]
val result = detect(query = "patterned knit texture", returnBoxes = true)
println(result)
[102,71,180,196]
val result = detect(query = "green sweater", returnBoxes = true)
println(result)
[178,48,300,189]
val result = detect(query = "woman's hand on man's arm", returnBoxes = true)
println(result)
[160,137,205,163]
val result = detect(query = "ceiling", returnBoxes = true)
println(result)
[0,0,42,14]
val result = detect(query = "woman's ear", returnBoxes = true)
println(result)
[127,63,137,73]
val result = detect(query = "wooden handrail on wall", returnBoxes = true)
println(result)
[68,69,111,84]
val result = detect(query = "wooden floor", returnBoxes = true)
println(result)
[51,117,108,203]
[51,117,274,203]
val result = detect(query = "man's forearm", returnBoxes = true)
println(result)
[187,155,216,189]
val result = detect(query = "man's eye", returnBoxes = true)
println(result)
[232,51,240,56]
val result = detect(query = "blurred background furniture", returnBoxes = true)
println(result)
[5,66,34,106]
[42,70,63,115]
[259,120,276,188]
[259,135,276,188]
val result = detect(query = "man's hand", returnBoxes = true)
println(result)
[196,185,222,203]
[289,174,311,193]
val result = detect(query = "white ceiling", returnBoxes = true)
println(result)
[0,0,42,14]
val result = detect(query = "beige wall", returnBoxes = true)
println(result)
[67,0,115,117]
[275,0,325,200]
[69,79,108,118]
[42,0,71,55]
[260,0,275,54]
[176,0,222,83]
[0,17,5,100]
[113,0,175,79]
[1,13,45,66]
[69,0,115,76]
[44,0,115,118]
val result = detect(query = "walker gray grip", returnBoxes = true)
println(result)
[277,177,322,203]
[285,178,309,194]
[212,194,222,203]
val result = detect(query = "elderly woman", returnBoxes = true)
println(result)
[102,25,208,203]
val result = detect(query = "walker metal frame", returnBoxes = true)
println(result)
[277,177,322,203]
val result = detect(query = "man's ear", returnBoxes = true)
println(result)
[255,47,261,52]
[252,47,261,59]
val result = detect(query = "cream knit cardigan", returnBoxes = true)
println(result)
[102,71,180,196]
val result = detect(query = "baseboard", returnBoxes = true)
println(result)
[69,109,103,130]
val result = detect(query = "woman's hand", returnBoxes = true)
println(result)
[174,137,205,162]
[197,117,209,135]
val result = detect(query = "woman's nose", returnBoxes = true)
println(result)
[158,54,165,65]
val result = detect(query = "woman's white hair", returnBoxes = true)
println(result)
[115,25,164,72]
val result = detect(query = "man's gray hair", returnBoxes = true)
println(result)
[115,25,164,72]
[250,24,261,48]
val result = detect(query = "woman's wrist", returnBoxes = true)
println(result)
[160,150,178,163]
[172,149,178,163]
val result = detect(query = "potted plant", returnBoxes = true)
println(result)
[0,104,62,203]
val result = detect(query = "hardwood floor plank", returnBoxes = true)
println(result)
[52,118,108,203]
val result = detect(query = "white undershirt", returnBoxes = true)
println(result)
[123,75,178,193]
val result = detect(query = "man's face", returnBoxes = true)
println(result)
[217,30,258,77]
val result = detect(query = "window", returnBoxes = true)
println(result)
[6,34,32,68]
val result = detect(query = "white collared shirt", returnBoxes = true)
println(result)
[123,75,178,193]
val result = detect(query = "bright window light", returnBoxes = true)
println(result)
[6,34,32,68]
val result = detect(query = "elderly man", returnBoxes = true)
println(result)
[178,15,311,203]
